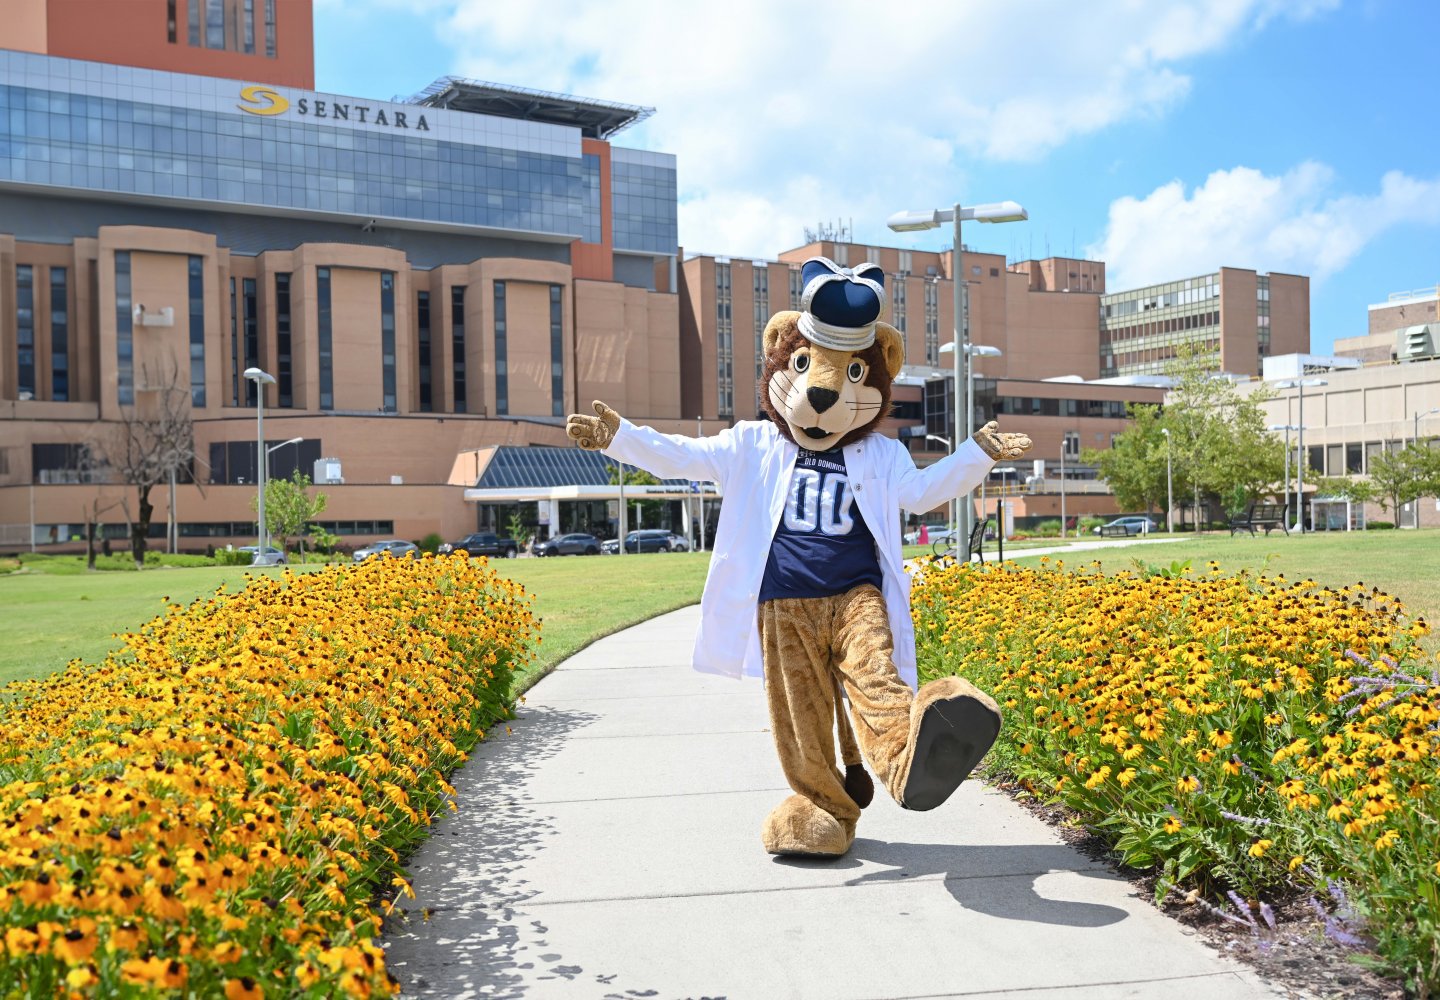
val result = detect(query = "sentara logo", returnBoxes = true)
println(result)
[237,85,289,116]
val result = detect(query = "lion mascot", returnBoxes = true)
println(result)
[566,257,1031,857]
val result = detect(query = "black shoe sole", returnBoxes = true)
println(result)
[900,695,1001,811]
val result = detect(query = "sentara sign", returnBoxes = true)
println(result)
[237,85,430,132]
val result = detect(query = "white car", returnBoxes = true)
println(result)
[1093,516,1161,536]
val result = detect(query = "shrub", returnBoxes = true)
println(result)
[912,559,1438,992]
[418,532,444,554]
[0,554,537,997]
[1367,521,1396,530]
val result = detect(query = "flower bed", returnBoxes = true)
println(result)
[0,553,536,997]
[912,559,1439,993]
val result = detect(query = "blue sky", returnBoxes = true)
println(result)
[314,1,1440,356]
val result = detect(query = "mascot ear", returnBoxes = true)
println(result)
[874,322,905,380]
[762,311,801,357]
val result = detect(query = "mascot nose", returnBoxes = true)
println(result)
[807,386,839,413]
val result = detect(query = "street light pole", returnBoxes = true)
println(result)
[889,199,1027,554]
[243,367,277,563]
[1059,435,1067,539]
[1156,427,1172,531]
[1276,378,1328,534]
[696,415,706,553]
[1415,407,1440,445]
[1267,424,1298,523]
[995,466,1015,562]
[925,434,955,539]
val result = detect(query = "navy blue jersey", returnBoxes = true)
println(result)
[759,446,882,602]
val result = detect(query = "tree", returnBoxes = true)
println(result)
[75,443,123,571]
[103,361,195,568]
[252,472,328,562]
[1367,443,1440,521]
[1159,348,1284,524]
[1083,404,1169,513]
[607,465,665,529]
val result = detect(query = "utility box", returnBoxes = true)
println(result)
[314,457,344,484]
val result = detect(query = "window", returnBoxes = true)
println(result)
[317,268,333,410]
[242,0,255,53]
[1346,442,1362,475]
[380,272,396,413]
[451,286,466,413]
[753,268,769,383]
[263,0,276,57]
[1326,444,1342,476]
[189,256,206,407]
[50,268,68,401]
[116,253,133,405]
[229,277,240,405]
[493,282,507,416]
[891,275,906,335]
[275,273,292,407]
[15,265,34,399]
[788,267,803,309]
[240,276,257,405]
[188,0,200,45]
[417,290,432,412]
[715,263,733,418]
[550,284,564,417]
[923,280,939,365]
[898,250,912,276]
[1063,432,1080,460]
[167,0,178,43]
[205,0,224,48]
[834,244,848,267]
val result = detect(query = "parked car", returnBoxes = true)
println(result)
[532,532,602,557]
[601,537,621,555]
[237,544,287,566]
[352,539,420,561]
[625,529,690,553]
[438,532,519,559]
[1093,516,1161,536]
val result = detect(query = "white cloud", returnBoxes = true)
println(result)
[334,0,1337,258]
[1089,164,1440,290]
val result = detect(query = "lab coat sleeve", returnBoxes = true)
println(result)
[890,436,996,514]
[603,418,737,486]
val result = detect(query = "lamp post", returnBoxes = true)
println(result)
[1414,407,1440,445]
[265,436,304,479]
[1267,423,1299,523]
[890,200,1027,549]
[1275,378,1328,534]
[1160,427,1174,533]
[924,434,954,540]
[696,415,706,553]
[1059,433,1068,539]
[994,466,1016,563]
[243,367,277,563]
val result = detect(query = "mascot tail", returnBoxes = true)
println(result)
[834,675,875,808]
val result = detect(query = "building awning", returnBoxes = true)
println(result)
[459,445,717,503]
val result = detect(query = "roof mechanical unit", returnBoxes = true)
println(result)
[403,77,655,139]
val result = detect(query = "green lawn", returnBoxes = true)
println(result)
[1010,529,1440,647]
[4,532,1435,692]
[0,553,710,691]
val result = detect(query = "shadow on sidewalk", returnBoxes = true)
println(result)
[382,705,600,999]
[777,839,1130,928]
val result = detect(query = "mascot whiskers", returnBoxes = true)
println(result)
[567,257,1031,857]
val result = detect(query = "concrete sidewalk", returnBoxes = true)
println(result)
[383,606,1280,1000]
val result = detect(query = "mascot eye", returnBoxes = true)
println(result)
[847,360,866,383]
[792,353,810,374]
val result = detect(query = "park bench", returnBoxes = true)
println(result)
[967,517,991,563]
[1228,502,1289,536]
[1099,524,1129,538]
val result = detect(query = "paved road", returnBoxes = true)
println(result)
[383,603,1279,999]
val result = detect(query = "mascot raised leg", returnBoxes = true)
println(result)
[566,257,1031,858]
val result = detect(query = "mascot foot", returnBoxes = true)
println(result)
[899,677,1002,812]
[762,795,856,858]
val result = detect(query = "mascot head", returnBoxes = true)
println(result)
[760,257,905,452]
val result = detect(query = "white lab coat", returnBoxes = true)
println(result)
[604,418,995,689]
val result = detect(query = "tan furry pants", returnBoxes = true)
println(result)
[759,583,914,825]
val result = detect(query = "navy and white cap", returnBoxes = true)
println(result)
[797,257,887,352]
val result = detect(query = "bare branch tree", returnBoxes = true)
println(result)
[74,443,124,570]
[103,358,196,569]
